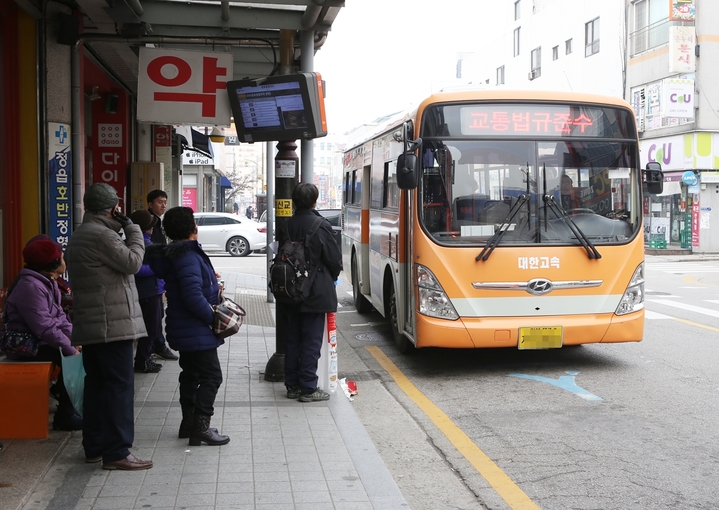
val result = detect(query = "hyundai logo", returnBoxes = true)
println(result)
[526,278,553,295]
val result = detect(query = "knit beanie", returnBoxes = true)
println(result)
[129,209,158,232]
[84,183,119,212]
[23,239,62,267]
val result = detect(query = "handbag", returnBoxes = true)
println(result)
[212,294,246,339]
[0,326,40,357]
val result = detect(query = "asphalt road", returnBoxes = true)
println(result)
[214,252,719,510]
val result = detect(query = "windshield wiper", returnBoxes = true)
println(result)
[543,195,602,259]
[476,193,530,261]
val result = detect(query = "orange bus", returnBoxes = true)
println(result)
[342,89,663,352]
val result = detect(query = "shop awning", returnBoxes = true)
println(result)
[658,181,681,196]
[220,176,232,188]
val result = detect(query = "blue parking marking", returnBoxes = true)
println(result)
[508,370,603,401]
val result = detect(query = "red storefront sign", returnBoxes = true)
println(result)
[153,125,172,148]
[85,57,129,206]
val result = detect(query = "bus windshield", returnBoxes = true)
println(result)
[419,138,641,246]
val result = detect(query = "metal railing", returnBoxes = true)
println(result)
[629,19,693,57]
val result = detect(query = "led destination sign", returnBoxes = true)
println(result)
[423,104,635,139]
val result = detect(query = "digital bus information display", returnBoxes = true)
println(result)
[237,82,307,130]
[226,72,327,142]
[423,104,635,139]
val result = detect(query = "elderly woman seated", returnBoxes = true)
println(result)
[2,238,82,431]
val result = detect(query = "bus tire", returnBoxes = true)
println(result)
[352,256,373,314]
[389,285,413,354]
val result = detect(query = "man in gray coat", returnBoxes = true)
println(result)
[65,183,153,471]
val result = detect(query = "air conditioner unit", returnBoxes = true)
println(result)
[528,69,538,80]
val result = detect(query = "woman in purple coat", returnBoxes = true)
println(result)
[2,239,82,430]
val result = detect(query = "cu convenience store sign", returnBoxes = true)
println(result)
[137,47,232,125]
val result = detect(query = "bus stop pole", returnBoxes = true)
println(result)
[264,28,296,382]
[263,141,299,381]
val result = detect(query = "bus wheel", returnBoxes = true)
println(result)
[352,257,373,313]
[389,286,413,354]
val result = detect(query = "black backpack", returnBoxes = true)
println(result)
[269,217,324,304]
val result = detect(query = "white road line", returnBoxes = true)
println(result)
[647,299,719,319]
[645,310,674,320]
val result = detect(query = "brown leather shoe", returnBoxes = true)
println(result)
[102,453,153,471]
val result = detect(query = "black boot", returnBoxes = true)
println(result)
[188,414,230,446]
[179,405,218,439]
[178,404,194,439]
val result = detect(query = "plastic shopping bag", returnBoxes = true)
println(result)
[61,351,85,417]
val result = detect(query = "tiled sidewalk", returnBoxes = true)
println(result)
[12,272,408,510]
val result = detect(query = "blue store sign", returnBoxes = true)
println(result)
[682,171,699,186]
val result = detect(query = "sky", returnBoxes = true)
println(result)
[314,0,508,135]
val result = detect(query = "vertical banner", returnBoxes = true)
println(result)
[182,187,197,211]
[668,26,695,73]
[691,195,700,247]
[48,122,72,248]
[90,93,129,206]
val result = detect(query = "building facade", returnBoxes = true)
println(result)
[460,0,626,98]
[626,0,719,253]
[462,0,717,253]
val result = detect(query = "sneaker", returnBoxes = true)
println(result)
[153,345,179,360]
[298,389,330,402]
[286,386,301,399]
[134,360,162,373]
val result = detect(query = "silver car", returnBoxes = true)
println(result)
[194,212,267,257]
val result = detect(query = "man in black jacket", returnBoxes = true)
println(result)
[278,183,343,402]
[146,189,179,361]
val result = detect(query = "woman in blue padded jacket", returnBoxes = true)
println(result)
[147,206,229,446]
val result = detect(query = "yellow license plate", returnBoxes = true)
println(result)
[518,326,563,350]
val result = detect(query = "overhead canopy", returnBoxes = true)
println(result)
[176,128,215,159]
[220,176,233,188]
[74,0,345,95]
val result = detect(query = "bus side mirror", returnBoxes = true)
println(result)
[397,154,418,189]
[396,120,420,190]
[643,162,664,195]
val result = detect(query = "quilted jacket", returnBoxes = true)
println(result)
[146,240,223,352]
[64,213,147,345]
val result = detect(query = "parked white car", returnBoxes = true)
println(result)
[194,212,267,257]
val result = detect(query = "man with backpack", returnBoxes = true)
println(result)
[274,182,342,402]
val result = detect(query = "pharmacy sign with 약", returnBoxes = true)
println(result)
[137,47,232,125]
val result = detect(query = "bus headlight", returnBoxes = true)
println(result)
[417,265,459,320]
[615,263,645,315]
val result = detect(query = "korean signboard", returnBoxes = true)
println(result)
[48,122,72,247]
[670,0,694,22]
[668,26,695,73]
[138,47,233,126]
